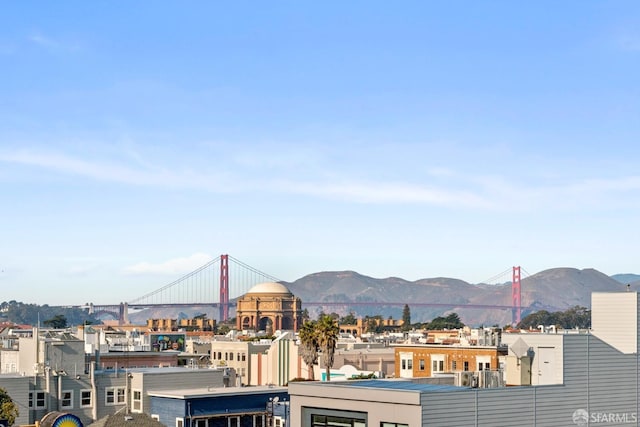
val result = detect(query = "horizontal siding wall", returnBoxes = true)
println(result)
[0,376,30,426]
[421,333,640,426]
[150,396,185,427]
[585,335,638,418]
[137,369,226,416]
[421,390,477,426]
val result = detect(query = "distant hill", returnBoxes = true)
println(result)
[611,273,640,286]
[283,267,631,326]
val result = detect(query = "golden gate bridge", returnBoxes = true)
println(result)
[82,254,526,325]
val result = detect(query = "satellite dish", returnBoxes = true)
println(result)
[511,337,530,359]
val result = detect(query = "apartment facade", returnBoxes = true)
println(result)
[394,344,505,378]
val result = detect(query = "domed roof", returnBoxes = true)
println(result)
[246,282,292,295]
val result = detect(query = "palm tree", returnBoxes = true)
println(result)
[298,320,319,380]
[316,314,339,381]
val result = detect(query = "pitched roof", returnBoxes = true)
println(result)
[88,412,165,427]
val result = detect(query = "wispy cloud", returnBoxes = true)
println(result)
[0,149,231,191]
[281,180,492,208]
[3,146,640,211]
[28,32,81,53]
[124,253,214,275]
[0,147,496,208]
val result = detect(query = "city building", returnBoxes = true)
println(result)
[146,316,215,332]
[211,338,272,385]
[148,385,288,427]
[338,317,405,337]
[235,282,302,333]
[250,332,306,386]
[330,345,395,379]
[394,343,506,379]
[288,291,640,426]
[0,327,237,426]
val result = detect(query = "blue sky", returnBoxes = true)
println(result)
[1,2,640,305]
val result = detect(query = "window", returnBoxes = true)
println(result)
[452,360,458,371]
[105,387,126,405]
[419,359,425,371]
[241,353,246,362]
[476,356,491,372]
[478,361,490,371]
[381,423,409,427]
[176,418,184,427]
[80,390,92,407]
[312,415,366,427]
[432,355,445,372]
[464,361,469,371]
[228,416,240,427]
[106,388,114,404]
[399,352,414,378]
[401,358,413,369]
[61,390,73,409]
[132,390,142,411]
[30,391,46,409]
[254,414,266,427]
[194,419,207,427]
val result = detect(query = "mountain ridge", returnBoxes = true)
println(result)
[127,267,636,327]
[282,267,630,326]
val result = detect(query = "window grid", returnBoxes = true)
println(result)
[80,390,92,407]
[61,390,73,409]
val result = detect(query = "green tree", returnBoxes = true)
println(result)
[340,312,357,325]
[298,320,319,380]
[517,306,590,329]
[43,314,67,329]
[316,314,339,382]
[426,312,464,330]
[0,387,19,426]
[402,304,411,331]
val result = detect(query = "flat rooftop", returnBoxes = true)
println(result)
[311,379,466,392]
[148,385,288,399]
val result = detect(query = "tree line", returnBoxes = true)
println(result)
[0,301,98,327]
[516,305,590,329]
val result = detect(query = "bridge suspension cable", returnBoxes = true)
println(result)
[228,255,280,283]
[480,267,513,285]
[128,255,222,304]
